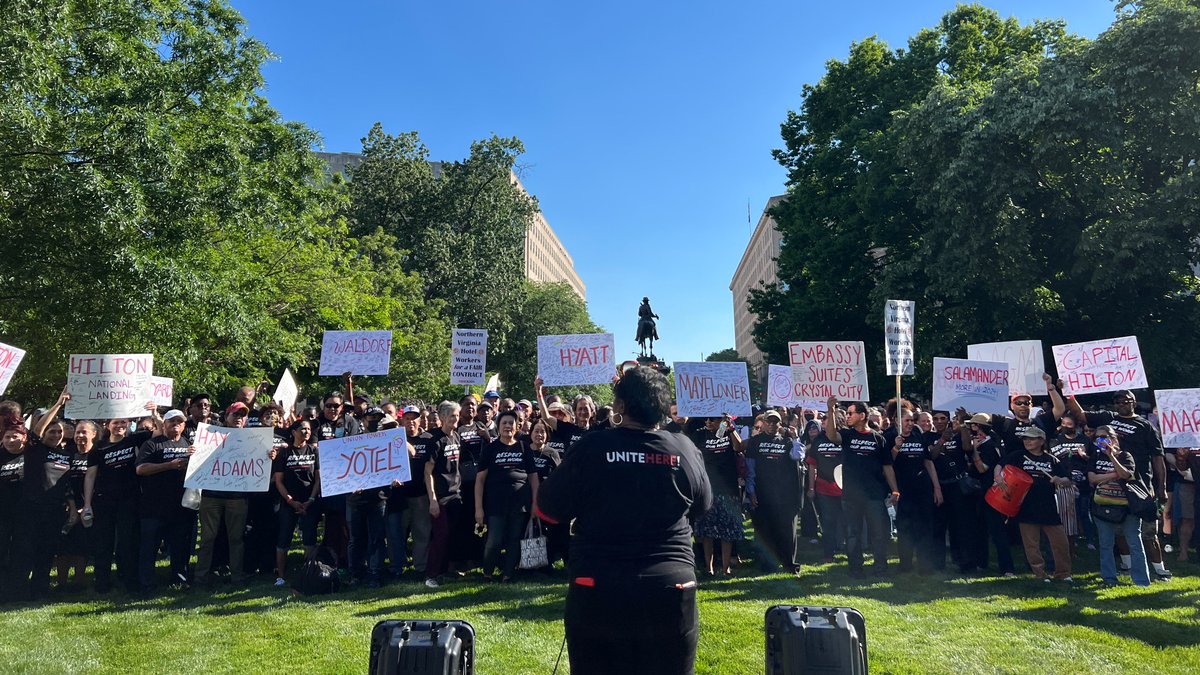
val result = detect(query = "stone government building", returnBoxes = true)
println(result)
[315,151,586,301]
[729,195,785,373]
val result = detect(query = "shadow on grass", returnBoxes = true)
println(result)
[997,595,1200,648]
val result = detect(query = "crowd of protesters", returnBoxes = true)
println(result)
[1,367,1197,603]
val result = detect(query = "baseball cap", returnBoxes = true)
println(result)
[163,410,186,422]
[226,402,249,416]
[483,390,500,400]
[402,405,421,417]
[763,410,782,421]
[364,406,385,418]
[1016,425,1046,439]
[517,399,532,410]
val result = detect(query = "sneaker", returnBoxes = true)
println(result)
[424,578,440,588]
[1004,572,1017,579]
[1087,543,1096,551]
[1061,576,1073,583]
[1154,568,1173,580]
[1043,578,1051,583]
[1164,544,1175,554]
[274,578,286,587]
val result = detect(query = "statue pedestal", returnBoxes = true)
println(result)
[637,354,670,375]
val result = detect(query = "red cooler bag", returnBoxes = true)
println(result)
[985,465,1033,518]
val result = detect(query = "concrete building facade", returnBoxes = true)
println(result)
[730,195,786,369]
[314,152,584,300]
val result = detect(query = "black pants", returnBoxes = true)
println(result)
[545,521,570,567]
[243,492,278,576]
[752,498,797,570]
[932,484,973,571]
[895,492,934,573]
[968,501,1015,574]
[0,502,35,601]
[483,506,530,578]
[92,493,140,592]
[140,506,197,591]
[565,578,698,675]
[27,501,65,597]
[843,492,890,573]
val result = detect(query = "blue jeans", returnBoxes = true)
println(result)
[1097,514,1150,586]
[386,496,432,575]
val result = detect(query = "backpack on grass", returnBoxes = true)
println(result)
[293,546,340,596]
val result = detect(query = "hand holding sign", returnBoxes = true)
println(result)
[318,428,411,497]
[536,333,616,386]
[674,361,752,418]
[319,330,393,376]
[184,424,274,492]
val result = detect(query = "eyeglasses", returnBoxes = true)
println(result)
[1114,399,1135,405]
[324,403,341,409]
[1013,400,1032,406]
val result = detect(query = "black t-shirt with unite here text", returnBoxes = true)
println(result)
[538,427,712,586]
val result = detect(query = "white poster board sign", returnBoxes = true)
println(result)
[932,357,1011,415]
[318,427,411,496]
[319,330,393,376]
[536,333,616,386]
[967,340,1045,396]
[183,424,273,492]
[674,361,752,418]
[65,354,154,419]
[767,364,798,408]
[1154,389,1200,448]
[272,368,299,411]
[1052,336,1148,396]
[0,341,26,396]
[148,376,174,408]
[884,300,915,376]
[788,341,869,408]
[450,329,488,386]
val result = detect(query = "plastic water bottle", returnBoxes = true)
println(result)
[181,488,201,510]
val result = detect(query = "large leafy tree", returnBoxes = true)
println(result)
[0,0,445,406]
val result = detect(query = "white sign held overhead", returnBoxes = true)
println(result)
[148,376,174,408]
[884,300,915,377]
[967,340,1045,396]
[932,357,1011,415]
[0,342,26,396]
[1052,336,1148,396]
[65,354,154,419]
[273,368,299,412]
[183,424,274,492]
[318,330,393,376]
[674,361,753,418]
[788,341,870,408]
[536,333,616,386]
[767,364,797,408]
[450,329,488,386]
[318,428,412,497]
[1154,389,1200,449]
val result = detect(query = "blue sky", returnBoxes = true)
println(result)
[237,0,1116,371]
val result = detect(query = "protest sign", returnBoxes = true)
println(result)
[318,330,393,376]
[65,354,154,419]
[0,341,26,396]
[1051,336,1147,396]
[788,341,870,407]
[1154,389,1200,448]
[272,368,299,411]
[767,364,798,408]
[932,357,1011,415]
[674,361,752,418]
[884,300,915,376]
[536,333,616,386]
[967,340,1045,396]
[318,428,411,497]
[148,376,174,408]
[450,329,488,386]
[184,423,273,492]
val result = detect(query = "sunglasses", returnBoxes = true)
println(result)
[324,403,341,409]
[1013,400,1032,406]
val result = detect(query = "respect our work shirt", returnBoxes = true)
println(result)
[0,449,26,512]
[931,430,965,485]
[807,433,843,497]
[135,435,192,513]
[551,421,589,455]
[1081,411,1164,488]
[23,442,74,506]
[479,439,538,515]
[688,427,740,498]
[1089,449,1137,504]
[532,447,562,481]
[426,428,463,505]
[88,430,153,499]
[999,449,1069,525]
[838,427,891,500]
[743,432,799,505]
[537,427,712,586]
[272,442,319,503]
[396,432,435,501]
[1049,432,1093,484]
[892,431,933,496]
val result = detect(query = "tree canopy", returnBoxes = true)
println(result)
[752,1,1200,395]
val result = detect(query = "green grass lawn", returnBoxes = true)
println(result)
[2,547,1199,674]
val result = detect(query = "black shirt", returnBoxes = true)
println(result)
[892,431,933,495]
[136,436,192,513]
[999,449,1068,524]
[88,430,152,500]
[0,449,24,512]
[272,442,319,503]
[969,433,1004,488]
[688,427,740,498]
[1082,412,1163,489]
[396,432,435,501]
[551,421,589,455]
[991,412,1055,455]
[479,439,538,515]
[931,430,965,484]
[1049,432,1092,485]
[532,447,562,480]
[744,432,799,506]
[426,428,463,505]
[456,424,490,484]
[838,427,891,499]
[24,442,74,506]
[807,433,843,496]
[538,427,712,585]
